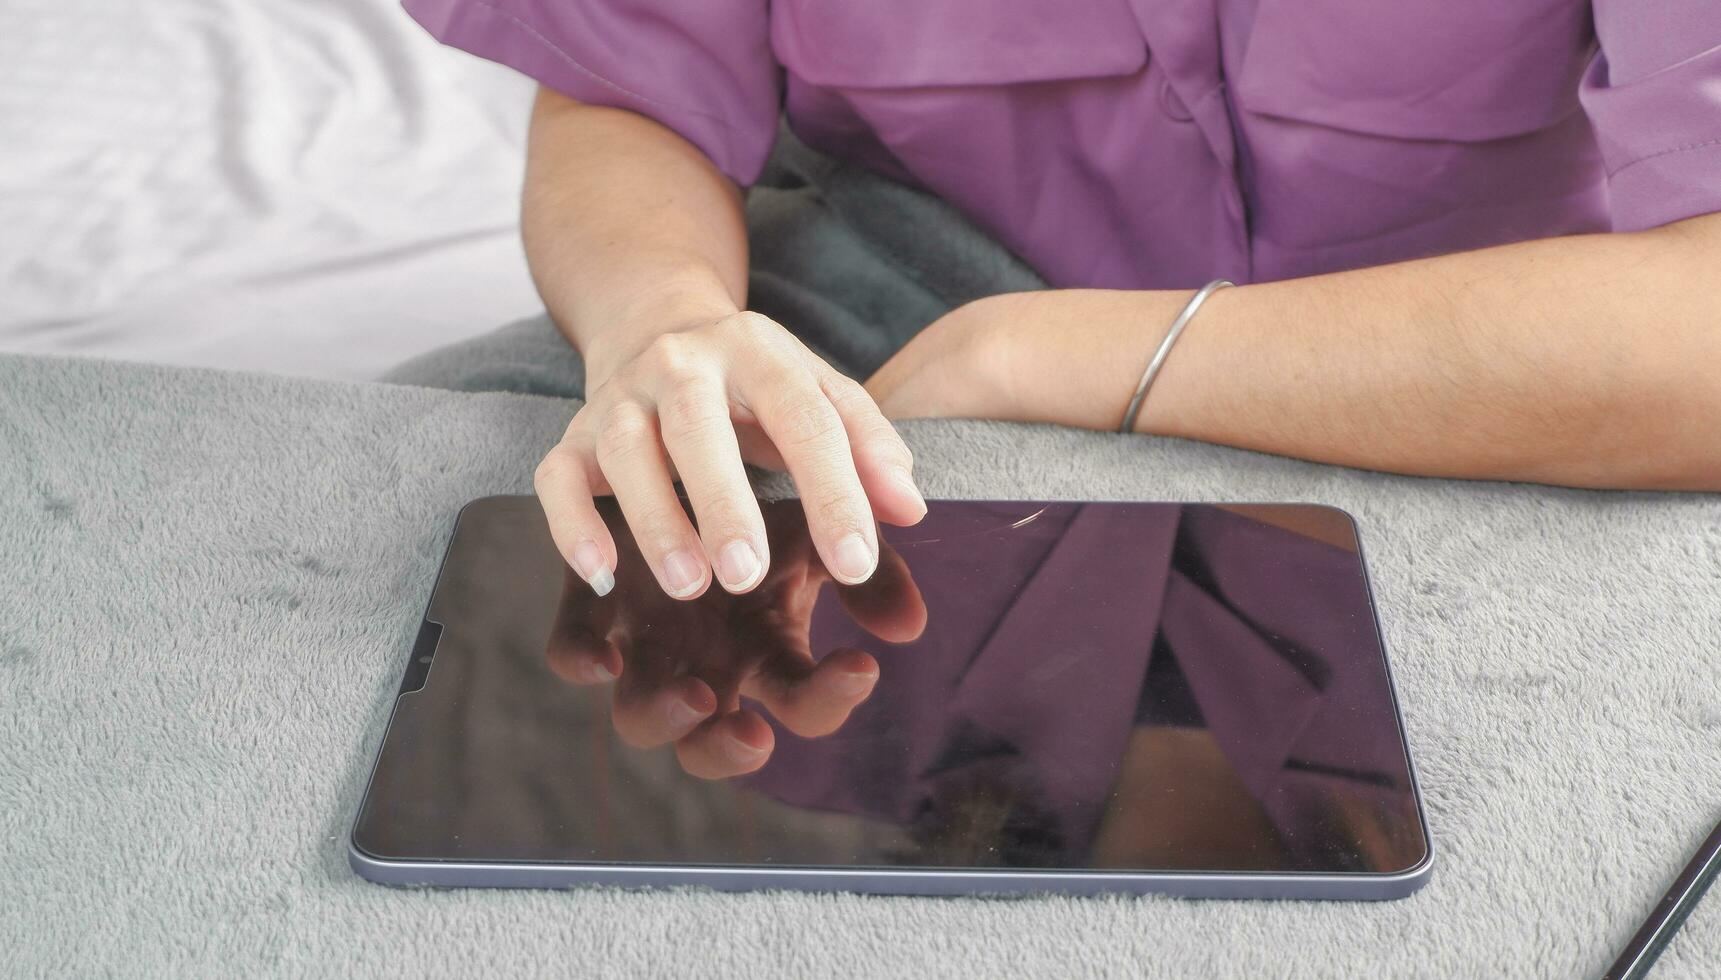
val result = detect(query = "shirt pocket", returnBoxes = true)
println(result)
[770,0,1148,89]
[1234,0,1594,141]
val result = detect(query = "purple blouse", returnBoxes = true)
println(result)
[405,0,1721,288]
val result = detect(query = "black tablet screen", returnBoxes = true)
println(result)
[354,497,1428,876]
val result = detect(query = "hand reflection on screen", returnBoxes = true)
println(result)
[545,500,927,780]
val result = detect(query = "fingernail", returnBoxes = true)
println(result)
[668,699,706,732]
[716,540,764,592]
[725,735,767,762]
[894,469,928,517]
[831,532,876,584]
[588,662,616,682]
[572,541,614,597]
[663,549,705,597]
[831,670,876,695]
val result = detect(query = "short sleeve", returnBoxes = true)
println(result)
[1579,4,1721,231]
[404,0,781,185]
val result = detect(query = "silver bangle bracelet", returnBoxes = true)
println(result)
[1117,279,1233,434]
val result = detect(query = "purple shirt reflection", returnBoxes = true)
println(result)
[740,503,1417,868]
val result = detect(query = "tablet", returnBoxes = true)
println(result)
[350,496,1432,898]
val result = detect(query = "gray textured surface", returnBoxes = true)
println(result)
[2,352,1718,978]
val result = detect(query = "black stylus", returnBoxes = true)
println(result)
[1601,816,1721,980]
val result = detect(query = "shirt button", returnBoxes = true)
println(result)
[1159,80,1195,122]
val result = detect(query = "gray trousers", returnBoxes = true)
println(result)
[382,128,1046,398]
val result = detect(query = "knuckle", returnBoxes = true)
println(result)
[746,361,802,399]
[567,402,598,430]
[730,312,799,359]
[637,332,698,376]
[726,310,778,339]
[638,506,688,540]
[823,372,869,404]
[875,420,914,459]
[872,437,915,472]
[593,405,656,465]
[696,501,762,543]
[770,393,841,451]
[824,379,913,470]
[830,377,896,434]
[658,375,725,431]
[561,405,602,444]
[532,456,559,490]
[633,508,696,555]
[847,402,901,445]
[807,485,866,533]
[892,435,915,467]
[533,445,578,486]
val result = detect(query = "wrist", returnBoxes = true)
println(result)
[1123,285,1237,438]
[950,293,1038,419]
[983,289,1198,431]
[577,277,740,386]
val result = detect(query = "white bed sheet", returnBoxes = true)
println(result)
[0,0,542,380]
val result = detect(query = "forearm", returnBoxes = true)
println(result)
[1006,215,1721,490]
[522,87,748,383]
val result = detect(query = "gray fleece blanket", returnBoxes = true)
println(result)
[4,353,1719,978]
[5,129,1720,977]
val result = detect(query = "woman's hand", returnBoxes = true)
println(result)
[544,498,928,780]
[536,303,928,601]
